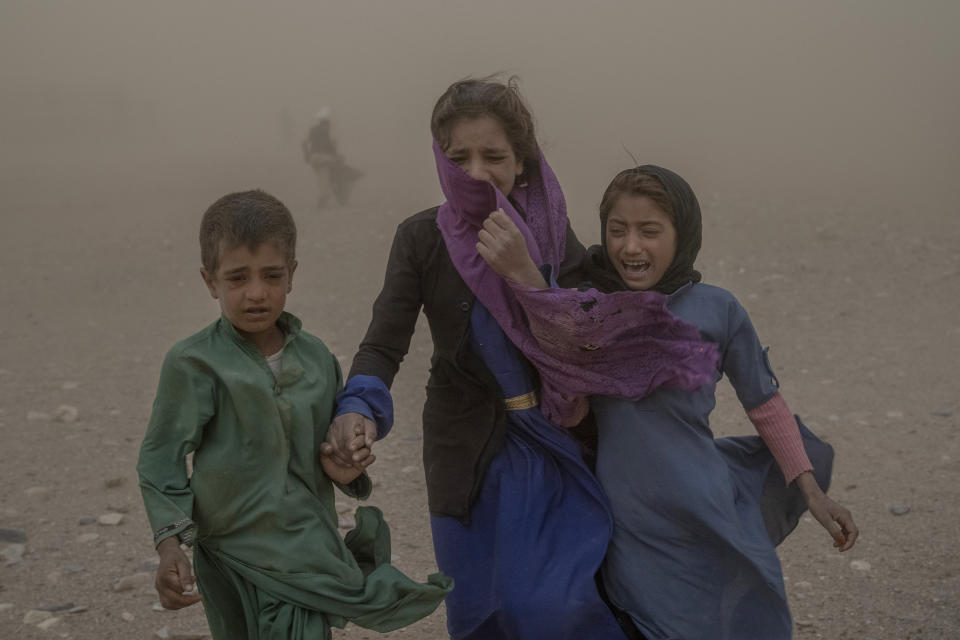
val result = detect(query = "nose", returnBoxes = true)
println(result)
[624,232,644,255]
[246,277,267,301]
[464,158,488,182]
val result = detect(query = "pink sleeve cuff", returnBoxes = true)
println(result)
[746,392,813,485]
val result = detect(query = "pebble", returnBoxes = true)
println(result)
[931,409,953,417]
[400,465,417,473]
[53,405,79,423]
[37,603,74,612]
[61,381,79,390]
[152,602,168,612]
[27,410,52,422]
[113,572,153,592]
[98,513,125,526]
[68,605,88,614]
[795,580,813,589]
[890,504,911,516]
[46,571,61,584]
[136,557,160,572]
[104,477,125,489]
[76,533,100,543]
[850,560,872,571]
[827,414,840,422]
[0,603,13,612]
[23,609,53,624]
[2,543,25,564]
[885,410,904,419]
[24,486,50,498]
[121,611,135,622]
[78,516,97,526]
[36,617,61,630]
[796,619,816,628]
[0,527,26,543]
[155,629,210,640]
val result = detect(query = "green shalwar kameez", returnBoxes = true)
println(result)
[137,313,451,639]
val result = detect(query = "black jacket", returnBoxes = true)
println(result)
[349,206,586,520]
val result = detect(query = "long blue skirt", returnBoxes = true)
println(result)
[430,303,626,639]
[597,392,833,640]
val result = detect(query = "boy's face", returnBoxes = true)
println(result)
[605,194,677,291]
[201,242,296,347]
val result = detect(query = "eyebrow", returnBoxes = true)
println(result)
[607,218,664,228]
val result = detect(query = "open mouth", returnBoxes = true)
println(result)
[621,260,651,276]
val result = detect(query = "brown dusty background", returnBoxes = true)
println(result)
[1,2,958,639]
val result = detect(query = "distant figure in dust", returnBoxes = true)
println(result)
[302,108,363,209]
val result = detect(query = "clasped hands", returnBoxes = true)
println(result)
[320,412,377,484]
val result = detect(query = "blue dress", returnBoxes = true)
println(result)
[595,282,833,640]
[430,303,627,639]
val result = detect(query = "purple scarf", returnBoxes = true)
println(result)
[434,142,719,426]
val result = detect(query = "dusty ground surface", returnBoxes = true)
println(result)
[0,145,957,640]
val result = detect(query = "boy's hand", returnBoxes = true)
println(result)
[795,471,859,552]
[321,432,374,484]
[155,537,202,610]
[477,209,547,288]
[323,413,376,471]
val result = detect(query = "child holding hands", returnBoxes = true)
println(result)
[136,190,450,640]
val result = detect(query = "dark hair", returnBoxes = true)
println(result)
[598,169,675,224]
[199,189,297,273]
[595,165,703,294]
[430,75,539,170]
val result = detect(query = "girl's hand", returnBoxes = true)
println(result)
[322,413,376,471]
[477,209,547,288]
[795,471,859,552]
[321,430,374,484]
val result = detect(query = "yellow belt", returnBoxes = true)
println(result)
[503,391,538,411]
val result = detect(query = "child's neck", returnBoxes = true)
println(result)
[241,324,286,357]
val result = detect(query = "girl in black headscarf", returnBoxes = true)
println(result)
[480,165,860,640]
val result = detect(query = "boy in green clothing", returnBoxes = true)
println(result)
[136,190,450,640]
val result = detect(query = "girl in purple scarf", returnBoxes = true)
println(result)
[325,77,717,639]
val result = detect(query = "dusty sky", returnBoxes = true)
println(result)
[1,1,957,234]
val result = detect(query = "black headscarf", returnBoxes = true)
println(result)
[581,164,703,294]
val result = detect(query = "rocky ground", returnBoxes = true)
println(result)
[1,159,957,639]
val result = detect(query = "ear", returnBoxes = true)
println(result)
[200,268,220,299]
[515,158,525,177]
[286,260,298,293]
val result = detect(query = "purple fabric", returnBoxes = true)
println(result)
[433,142,720,426]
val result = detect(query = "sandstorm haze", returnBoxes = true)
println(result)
[1,1,957,227]
[2,3,960,639]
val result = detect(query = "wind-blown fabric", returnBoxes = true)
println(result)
[433,142,719,426]
[429,302,628,639]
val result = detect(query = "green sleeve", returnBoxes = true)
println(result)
[136,348,215,547]
[334,473,373,500]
